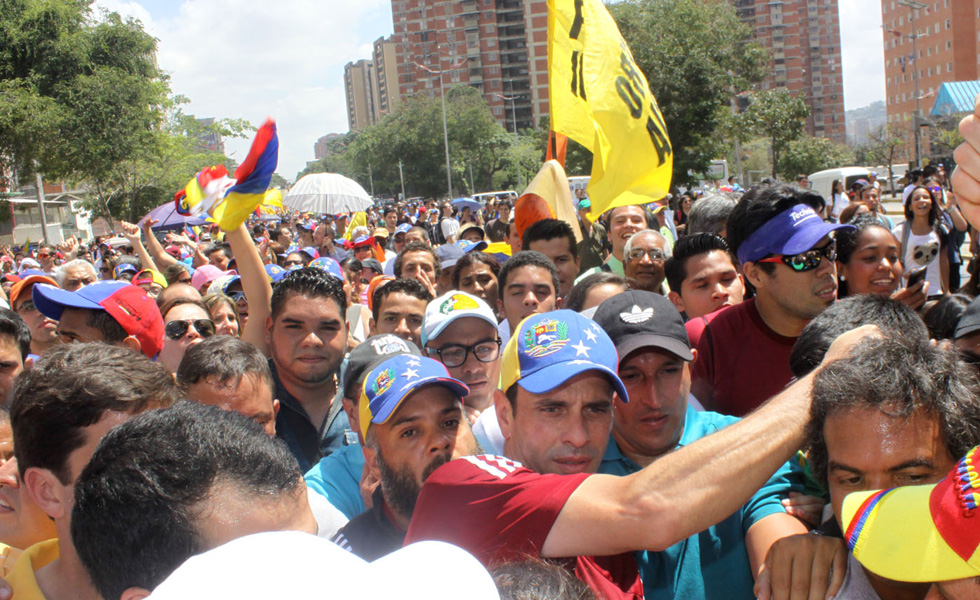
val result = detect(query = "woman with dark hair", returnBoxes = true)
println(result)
[453,252,501,312]
[893,183,948,297]
[673,192,693,235]
[563,272,629,314]
[835,214,926,309]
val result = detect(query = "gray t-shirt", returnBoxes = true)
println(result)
[834,552,883,600]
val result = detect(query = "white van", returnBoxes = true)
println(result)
[808,167,871,202]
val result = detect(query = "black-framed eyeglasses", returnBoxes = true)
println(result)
[627,248,666,262]
[165,319,216,341]
[425,339,501,368]
[757,242,837,273]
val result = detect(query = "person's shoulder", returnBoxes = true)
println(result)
[428,454,529,485]
[687,409,740,437]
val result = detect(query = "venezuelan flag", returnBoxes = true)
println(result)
[211,119,279,231]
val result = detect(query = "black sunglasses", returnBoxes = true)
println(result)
[165,319,216,341]
[757,242,837,273]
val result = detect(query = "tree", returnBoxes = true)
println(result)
[862,124,907,196]
[346,86,512,198]
[739,89,809,178]
[609,0,767,187]
[778,136,854,181]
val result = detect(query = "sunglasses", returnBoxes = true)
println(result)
[928,186,942,195]
[38,253,52,259]
[165,319,216,341]
[228,291,246,303]
[757,242,837,272]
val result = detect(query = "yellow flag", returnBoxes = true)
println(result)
[548,0,673,218]
[344,212,367,241]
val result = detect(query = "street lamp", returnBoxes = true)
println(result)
[495,93,520,143]
[898,0,926,167]
[414,49,467,200]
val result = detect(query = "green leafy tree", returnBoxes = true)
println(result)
[778,136,854,181]
[861,124,907,196]
[740,89,809,178]
[609,0,767,187]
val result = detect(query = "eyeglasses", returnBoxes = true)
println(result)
[928,186,943,195]
[164,319,216,341]
[627,248,666,262]
[425,339,501,368]
[757,242,837,272]
[38,253,52,259]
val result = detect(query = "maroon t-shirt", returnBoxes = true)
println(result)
[405,455,644,600]
[687,298,797,417]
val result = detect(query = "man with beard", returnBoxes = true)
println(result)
[331,355,479,559]
[689,185,852,416]
[266,268,349,471]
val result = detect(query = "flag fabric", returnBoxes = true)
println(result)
[546,130,568,167]
[514,160,583,243]
[174,165,233,218]
[344,212,367,241]
[211,119,279,231]
[548,0,673,219]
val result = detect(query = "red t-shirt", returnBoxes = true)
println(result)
[405,455,644,600]
[687,298,797,417]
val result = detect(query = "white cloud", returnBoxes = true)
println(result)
[95,0,390,180]
[839,0,887,110]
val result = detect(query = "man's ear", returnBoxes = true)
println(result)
[120,587,152,600]
[667,290,685,313]
[361,442,380,481]
[23,467,68,520]
[265,316,274,346]
[272,398,281,420]
[742,260,766,289]
[494,389,514,442]
[120,336,141,354]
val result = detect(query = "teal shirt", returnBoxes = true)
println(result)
[304,441,366,520]
[599,406,805,600]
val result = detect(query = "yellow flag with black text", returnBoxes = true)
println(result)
[548,0,672,218]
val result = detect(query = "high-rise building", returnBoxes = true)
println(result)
[881,0,979,164]
[389,0,548,133]
[733,0,846,143]
[314,133,344,160]
[345,59,379,131]
[374,36,402,117]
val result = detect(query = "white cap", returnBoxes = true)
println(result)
[148,531,500,600]
[422,291,498,346]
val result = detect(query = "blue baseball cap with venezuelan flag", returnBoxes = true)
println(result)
[500,309,628,402]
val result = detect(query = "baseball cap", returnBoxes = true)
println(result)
[133,269,168,289]
[394,223,412,237]
[459,223,486,241]
[434,243,465,269]
[500,309,629,402]
[190,265,227,291]
[114,264,138,279]
[736,204,854,265]
[9,274,57,308]
[456,239,488,253]
[422,291,498,346]
[842,445,980,583]
[358,354,469,439]
[373,228,389,239]
[592,290,693,362]
[264,263,287,283]
[351,235,375,248]
[360,258,383,275]
[309,257,344,281]
[954,296,980,339]
[340,333,421,398]
[18,258,40,272]
[32,281,164,358]
[298,246,320,261]
[578,199,591,210]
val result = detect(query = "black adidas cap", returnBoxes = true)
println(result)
[592,290,693,363]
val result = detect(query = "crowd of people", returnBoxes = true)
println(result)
[0,150,975,599]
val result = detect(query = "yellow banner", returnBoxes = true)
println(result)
[344,211,367,241]
[548,0,673,218]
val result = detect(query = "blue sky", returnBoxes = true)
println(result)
[96,0,885,180]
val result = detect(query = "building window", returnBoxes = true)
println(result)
[945,19,950,29]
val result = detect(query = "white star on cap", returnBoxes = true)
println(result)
[567,360,593,366]
[402,368,419,380]
[405,356,422,366]
[584,327,598,343]
[572,340,591,357]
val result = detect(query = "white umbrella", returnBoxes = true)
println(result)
[283,173,374,214]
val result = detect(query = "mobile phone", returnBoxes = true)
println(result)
[907,266,927,288]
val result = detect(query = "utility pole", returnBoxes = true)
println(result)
[495,93,520,143]
[34,171,50,244]
[398,160,406,201]
[899,0,926,168]
[368,162,375,197]
[414,49,466,200]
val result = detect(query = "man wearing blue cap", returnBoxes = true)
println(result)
[689,185,852,417]
[405,307,867,600]
[332,354,478,560]
[383,224,413,276]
